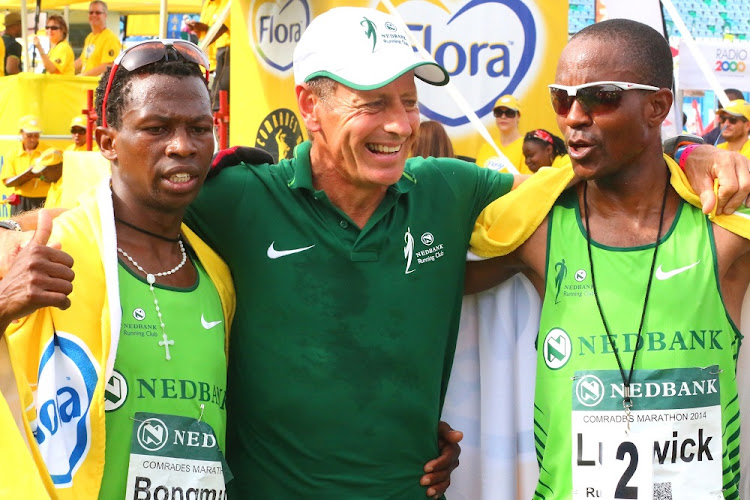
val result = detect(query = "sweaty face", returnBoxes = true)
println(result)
[310,72,420,190]
[22,132,40,151]
[109,73,214,214]
[554,37,653,180]
[522,140,553,173]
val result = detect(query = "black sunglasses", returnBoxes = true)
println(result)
[45,25,61,30]
[719,115,747,125]
[493,108,518,118]
[548,81,661,116]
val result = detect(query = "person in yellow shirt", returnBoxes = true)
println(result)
[187,0,230,111]
[66,115,98,152]
[32,15,75,75]
[715,99,750,159]
[30,148,64,209]
[2,116,50,215]
[75,0,121,77]
[475,94,528,173]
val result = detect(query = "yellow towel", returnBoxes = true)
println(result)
[471,155,750,257]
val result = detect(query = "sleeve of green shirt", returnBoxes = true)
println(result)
[185,162,256,257]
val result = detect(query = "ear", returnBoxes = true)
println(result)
[296,84,323,134]
[646,88,673,128]
[96,126,117,162]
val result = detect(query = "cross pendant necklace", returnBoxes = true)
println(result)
[117,240,187,361]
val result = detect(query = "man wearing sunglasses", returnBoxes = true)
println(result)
[715,99,750,160]
[465,18,749,499]
[475,94,529,173]
[182,6,750,500]
[2,37,461,500]
[75,0,121,77]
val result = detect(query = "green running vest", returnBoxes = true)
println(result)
[534,190,742,499]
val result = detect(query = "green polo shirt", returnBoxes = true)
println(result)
[185,141,513,498]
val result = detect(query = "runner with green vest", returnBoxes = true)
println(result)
[465,19,749,500]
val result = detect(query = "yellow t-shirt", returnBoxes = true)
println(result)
[2,143,50,198]
[48,40,75,75]
[475,136,528,174]
[717,139,750,160]
[80,28,121,73]
[66,142,99,152]
[199,0,231,49]
[44,178,63,208]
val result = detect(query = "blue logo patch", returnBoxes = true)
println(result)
[403,0,538,126]
[250,0,311,73]
[34,332,99,487]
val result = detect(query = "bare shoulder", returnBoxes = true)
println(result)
[712,223,750,323]
[463,216,549,296]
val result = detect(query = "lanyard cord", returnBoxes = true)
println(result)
[583,170,669,406]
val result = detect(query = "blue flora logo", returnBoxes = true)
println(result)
[34,332,99,487]
[405,0,538,127]
[251,0,311,73]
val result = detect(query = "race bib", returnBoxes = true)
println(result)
[571,367,723,499]
[125,412,232,499]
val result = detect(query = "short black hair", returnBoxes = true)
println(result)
[95,58,206,129]
[571,19,673,90]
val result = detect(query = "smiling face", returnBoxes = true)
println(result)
[88,1,107,31]
[46,20,64,44]
[103,73,214,215]
[522,140,553,173]
[301,72,420,192]
[553,37,666,180]
[719,115,750,143]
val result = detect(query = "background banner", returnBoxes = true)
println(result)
[231,0,568,160]
[679,39,750,90]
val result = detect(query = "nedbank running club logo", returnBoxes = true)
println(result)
[361,17,377,52]
[554,258,567,304]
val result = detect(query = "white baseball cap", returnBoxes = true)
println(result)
[293,7,449,90]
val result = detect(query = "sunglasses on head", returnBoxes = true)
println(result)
[101,39,210,128]
[548,81,661,116]
[719,115,747,125]
[45,25,61,30]
[493,107,518,118]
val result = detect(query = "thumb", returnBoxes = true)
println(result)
[31,209,53,246]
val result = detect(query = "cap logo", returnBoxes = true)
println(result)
[361,16,378,52]
[385,21,397,31]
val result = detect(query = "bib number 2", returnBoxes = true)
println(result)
[614,441,638,499]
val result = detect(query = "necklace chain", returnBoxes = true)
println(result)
[583,170,669,410]
[117,240,187,360]
[117,240,187,285]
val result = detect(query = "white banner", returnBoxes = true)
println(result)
[679,39,750,90]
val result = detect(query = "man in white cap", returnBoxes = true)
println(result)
[475,94,528,173]
[183,6,750,499]
[716,99,750,159]
[2,115,50,215]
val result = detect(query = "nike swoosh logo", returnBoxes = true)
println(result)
[655,260,700,280]
[201,314,222,330]
[267,242,315,259]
